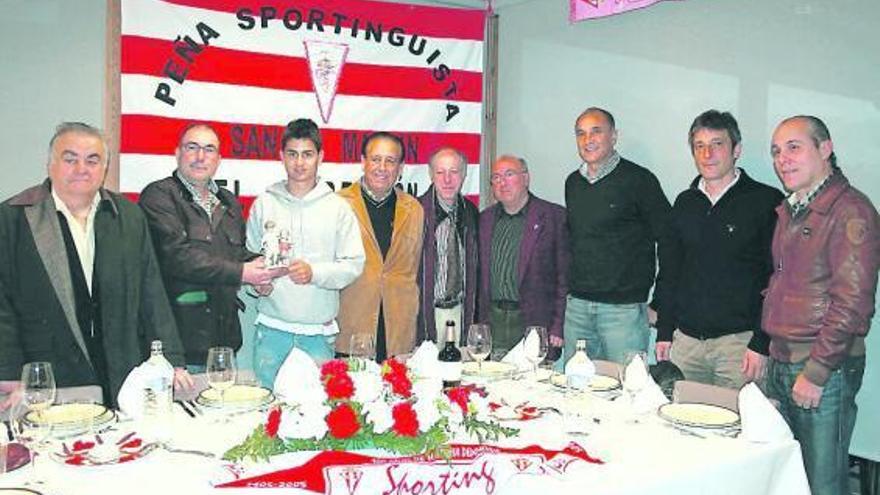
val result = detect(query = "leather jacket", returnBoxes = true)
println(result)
[761,172,880,386]
[139,175,258,365]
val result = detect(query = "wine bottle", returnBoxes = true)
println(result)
[439,320,462,389]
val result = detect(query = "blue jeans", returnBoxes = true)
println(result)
[253,323,336,388]
[558,296,650,368]
[767,355,865,495]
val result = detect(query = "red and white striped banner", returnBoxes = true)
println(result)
[120,0,486,212]
[214,442,603,492]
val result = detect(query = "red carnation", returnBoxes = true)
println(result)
[384,358,407,376]
[385,372,413,398]
[325,373,355,400]
[392,402,419,437]
[326,403,360,439]
[445,386,471,415]
[265,406,282,438]
[321,359,349,378]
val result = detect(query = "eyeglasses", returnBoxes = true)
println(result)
[489,170,526,184]
[182,142,219,155]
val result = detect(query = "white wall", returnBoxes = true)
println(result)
[0,0,106,200]
[493,0,880,460]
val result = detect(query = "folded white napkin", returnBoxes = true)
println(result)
[117,363,150,419]
[622,354,668,414]
[274,347,325,405]
[739,382,793,443]
[502,332,540,371]
[408,340,441,379]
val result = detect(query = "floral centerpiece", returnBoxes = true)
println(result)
[225,350,517,462]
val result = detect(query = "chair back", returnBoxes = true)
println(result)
[672,380,739,412]
[594,360,622,378]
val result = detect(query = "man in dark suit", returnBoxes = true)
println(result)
[478,155,569,356]
[0,122,192,409]
[417,147,479,347]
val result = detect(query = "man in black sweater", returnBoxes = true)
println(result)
[654,110,783,388]
[562,107,672,366]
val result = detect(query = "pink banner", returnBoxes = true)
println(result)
[569,0,678,22]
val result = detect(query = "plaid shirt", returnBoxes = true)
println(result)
[176,171,220,219]
[786,169,835,219]
[579,151,621,184]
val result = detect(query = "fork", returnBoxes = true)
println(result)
[186,400,204,416]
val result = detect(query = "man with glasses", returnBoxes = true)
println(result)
[0,122,191,409]
[417,147,479,347]
[561,107,672,366]
[478,155,569,355]
[336,132,424,362]
[140,123,286,372]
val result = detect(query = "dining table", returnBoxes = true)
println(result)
[0,372,811,495]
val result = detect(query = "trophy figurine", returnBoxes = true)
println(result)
[262,221,293,269]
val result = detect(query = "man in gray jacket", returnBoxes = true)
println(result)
[0,122,192,409]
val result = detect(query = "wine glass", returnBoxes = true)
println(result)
[349,334,376,362]
[19,361,56,486]
[466,324,492,374]
[206,347,237,421]
[620,350,649,422]
[523,326,549,380]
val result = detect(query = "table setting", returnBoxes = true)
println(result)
[0,333,811,495]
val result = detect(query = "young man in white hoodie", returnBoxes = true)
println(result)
[246,119,365,386]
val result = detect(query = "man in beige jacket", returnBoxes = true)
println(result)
[336,132,424,362]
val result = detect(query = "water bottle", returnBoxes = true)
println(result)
[565,339,596,390]
[564,340,595,434]
[143,340,173,440]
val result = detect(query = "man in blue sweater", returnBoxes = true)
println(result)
[561,107,672,365]
[654,110,783,388]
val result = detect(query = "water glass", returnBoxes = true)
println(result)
[524,326,548,380]
[349,334,376,362]
[466,324,492,374]
[207,347,237,420]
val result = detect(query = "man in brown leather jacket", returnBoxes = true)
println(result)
[139,124,285,370]
[763,115,880,495]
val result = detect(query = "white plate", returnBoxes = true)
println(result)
[196,385,273,409]
[550,373,621,392]
[658,402,740,429]
[24,403,115,435]
[462,361,517,378]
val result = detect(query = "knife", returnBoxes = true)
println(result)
[174,400,195,418]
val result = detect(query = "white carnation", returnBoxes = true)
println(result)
[363,399,393,434]
[413,396,442,432]
[277,403,330,440]
[351,371,383,404]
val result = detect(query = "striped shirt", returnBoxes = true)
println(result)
[176,171,220,220]
[787,169,835,219]
[490,198,530,302]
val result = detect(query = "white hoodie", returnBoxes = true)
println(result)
[246,181,365,335]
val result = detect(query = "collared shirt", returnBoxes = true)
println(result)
[360,178,395,205]
[176,171,220,219]
[52,188,100,294]
[579,151,621,184]
[698,167,741,205]
[490,197,530,302]
[434,192,464,306]
[787,169,835,219]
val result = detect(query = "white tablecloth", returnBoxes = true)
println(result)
[0,378,810,495]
